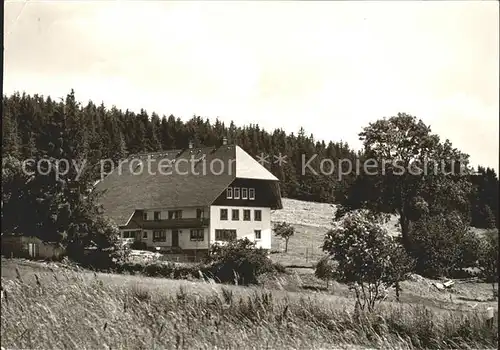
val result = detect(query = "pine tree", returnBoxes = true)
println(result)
[148,112,162,151]
[2,112,21,159]
[6,90,496,215]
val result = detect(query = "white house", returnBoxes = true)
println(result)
[95,139,282,260]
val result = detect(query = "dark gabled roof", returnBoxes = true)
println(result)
[95,145,237,226]
[96,144,280,226]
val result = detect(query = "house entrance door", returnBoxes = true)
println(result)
[172,230,179,247]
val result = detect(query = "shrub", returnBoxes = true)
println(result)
[130,241,148,250]
[323,210,414,311]
[477,229,499,297]
[116,261,203,279]
[115,262,144,275]
[314,255,336,289]
[66,217,129,271]
[385,242,415,301]
[408,212,480,278]
[206,238,277,285]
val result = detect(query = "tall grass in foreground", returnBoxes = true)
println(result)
[1,270,497,350]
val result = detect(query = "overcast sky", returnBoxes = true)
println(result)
[4,1,499,171]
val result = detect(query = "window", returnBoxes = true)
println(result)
[242,188,248,199]
[249,188,255,200]
[254,230,261,240]
[243,209,251,221]
[220,209,228,220]
[154,211,161,221]
[143,231,148,239]
[254,210,262,221]
[168,210,182,219]
[153,230,167,242]
[143,212,148,221]
[196,209,204,219]
[226,187,233,199]
[123,231,139,239]
[190,229,204,241]
[215,229,237,241]
[232,209,239,221]
[233,187,240,199]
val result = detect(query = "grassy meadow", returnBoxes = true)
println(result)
[1,259,498,349]
[1,198,498,349]
[270,199,399,267]
[270,198,491,267]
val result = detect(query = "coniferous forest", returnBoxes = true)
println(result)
[2,90,499,229]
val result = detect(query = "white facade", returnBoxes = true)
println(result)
[128,228,210,250]
[120,205,272,250]
[124,206,210,250]
[142,207,209,221]
[209,205,272,249]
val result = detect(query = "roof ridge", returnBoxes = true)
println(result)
[129,144,236,157]
[129,149,182,158]
[97,144,246,226]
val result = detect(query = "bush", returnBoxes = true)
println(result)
[477,229,499,297]
[102,239,286,285]
[323,210,414,311]
[65,216,129,271]
[130,241,148,250]
[385,242,415,301]
[408,212,480,278]
[114,261,203,280]
[206,238,278,285]
[315,255,336,289]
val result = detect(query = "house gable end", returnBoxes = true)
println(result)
[235,146,278,181]
[212,178,282,209]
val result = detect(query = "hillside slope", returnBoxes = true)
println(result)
[269,198,492,266]
[271,198,401,233]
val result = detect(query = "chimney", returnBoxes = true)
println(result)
[188,140,194,149]
[222,137,228,145]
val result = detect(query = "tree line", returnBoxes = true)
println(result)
[2,90,498,230]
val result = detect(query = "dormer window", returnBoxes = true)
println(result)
[249,188,255,200]
[143,212,148,221]
[242,188,248,199]
[154,211,161,221]
[234,187,240,199]
[226,187,233,199]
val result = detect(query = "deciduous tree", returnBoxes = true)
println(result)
[323,210,414,311]
[273,222,295,253]
[337,113,473,250]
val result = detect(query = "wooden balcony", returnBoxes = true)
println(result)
[139,218,209,229]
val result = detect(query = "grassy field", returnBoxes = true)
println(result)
[270,198,492,267]
[1,198,497,349]
[1,259,498,349]
[270,199,399,267]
